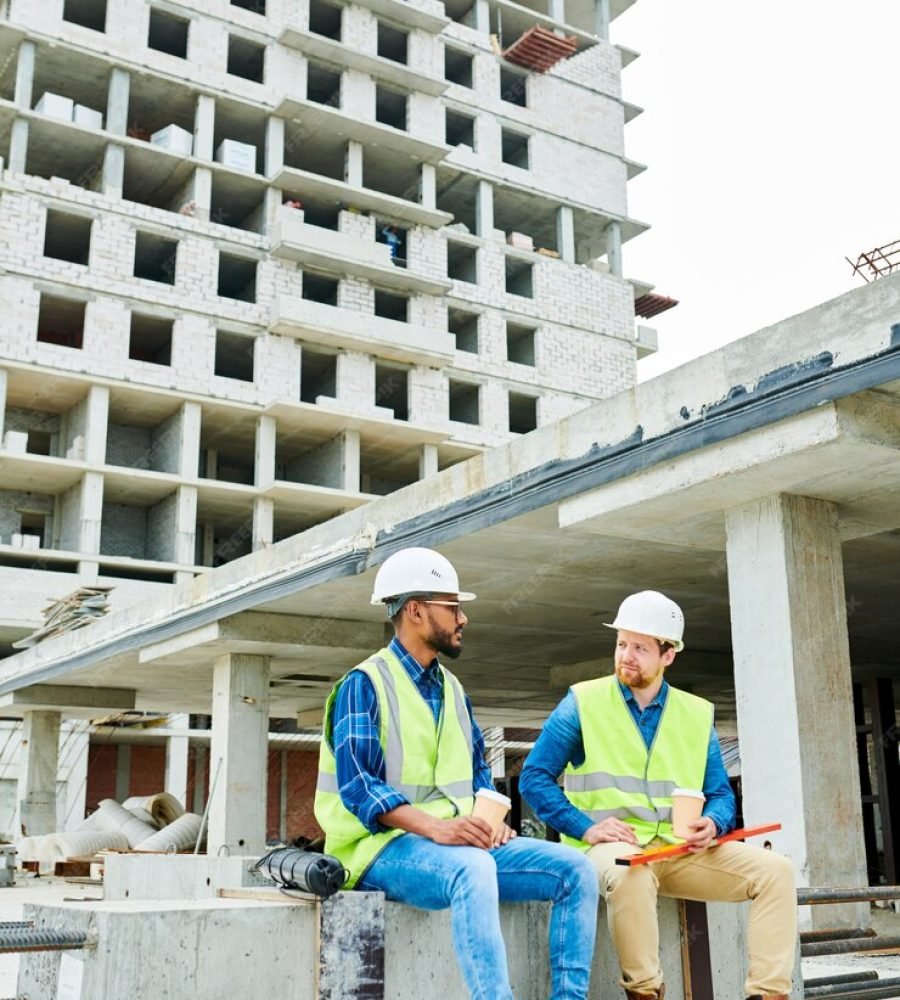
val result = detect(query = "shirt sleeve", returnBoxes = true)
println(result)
[701,727,737,836]
[332,670,409,834]
[468,701,495,793]
[519,690,594,841]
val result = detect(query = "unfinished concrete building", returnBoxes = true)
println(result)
[0,0,649,654]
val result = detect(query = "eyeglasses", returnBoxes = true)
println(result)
[419,600,466,619]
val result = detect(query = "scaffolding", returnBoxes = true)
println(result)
[846,239,900,283]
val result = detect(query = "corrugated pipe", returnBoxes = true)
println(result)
[0,927,94,954]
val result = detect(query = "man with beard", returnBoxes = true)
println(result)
[520,591,797,1000]
[315,547,599,1000]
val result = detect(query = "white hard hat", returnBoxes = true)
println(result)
[603,591,685,652]
[370,548,476,608]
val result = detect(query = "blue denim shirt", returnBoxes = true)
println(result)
[332,637,494,834]
[519,679,736,841]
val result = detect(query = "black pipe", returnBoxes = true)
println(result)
[802,981,900,1000]
[798,886,900,905]
[804,972,880,989]
[801,927,875,943]
[0,928,91,954]
[801,935,900,957]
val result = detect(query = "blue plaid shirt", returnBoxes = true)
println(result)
[331,637,494,834]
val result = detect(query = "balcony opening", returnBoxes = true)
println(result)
[500,66,527,107]
[307,63,341,107]
[448,380,479,425]
[231,0,266,12]
[376,220,407,265]
[133,232,178,284]
[18,511,47,548]
[374,289,408,322]
[26,431,54,456]
[447,242,477,283]
[377,22,408,64]
[148,8,189,58]
[308,0,342,40]
[445,109,475,150]
[215,330,255,382]
[444,46,473,87]
[375,85,407,131]
[43,210,92,265]
[210,176,266,233]
[218,253,258,302]
[506,321,536,365]
[375,364,408,420]
[63,0,107,31]
[509,391,537,434]
[302,201,340,230]
[129,313,173,366]
[302,272,339,306]
[505,257,533,297]
[228,35,266,83]
[501,128,529,168]
[37,294,85,349]
[448,307,478,353]
[300,346,337,403]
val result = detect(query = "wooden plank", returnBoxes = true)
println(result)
[217,887,317,904]
[615,823,782,866]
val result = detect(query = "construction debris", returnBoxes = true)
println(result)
[846,239,900,282]
[503,25,578,73]
[13,586,113,648]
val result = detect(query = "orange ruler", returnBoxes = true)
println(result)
[615,823,782,866]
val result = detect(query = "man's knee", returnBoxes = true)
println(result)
[452,846,499,891]
[758,850,795,892]
[599,861,655,901]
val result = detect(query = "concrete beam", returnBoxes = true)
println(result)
[16,710,60,837]
[208,653,270,854]
[165,714,190,810]
[0,684,136,714]
[725,493,867,929]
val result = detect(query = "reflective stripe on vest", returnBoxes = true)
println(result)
[562,675,712,850]
[313,647,475,888]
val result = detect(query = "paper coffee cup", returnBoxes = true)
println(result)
[472,788,511,836]
[671,788,705,839]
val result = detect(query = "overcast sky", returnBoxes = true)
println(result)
[611,1,900,382]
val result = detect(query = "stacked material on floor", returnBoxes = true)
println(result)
[13,586,113,648]
[502,25,578,73]
[16,792,205,873]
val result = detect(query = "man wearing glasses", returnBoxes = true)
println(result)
[315,547,599,1000]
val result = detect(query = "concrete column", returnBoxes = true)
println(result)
[594,0,610,40]
[265,115,284,178]
[191,166,213,218]
[556,205,576,263]
[419,163,436,210]
[418,443,438,480]
[16,711,61,837]
[200,522,215,566]
[102,144,125,198]
[0,368,7,442]
[178,401,202,479]
[165,714,190,809]
[8,118,28,174]
[105,67,130,135]
[173,485,197,565]
[252,497,274,551]
[475,179,494,238]
[255,415,276,487]
[115,745,131,802]
[208,653,271,855]
[725,494,867,929]
[14,40,35,110]
[605,220,622,277]
[344,140,363,187]
[77,471,105,555]
[549,0,565,24]
[194,94,216,161]
[474,0,490,33]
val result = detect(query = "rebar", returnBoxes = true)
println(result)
[798,886,900,905]
[0,928,92,954]
[801,935,900,958]
[804,972,880,989]
[803,980,900,1000]
[801,927,876,943]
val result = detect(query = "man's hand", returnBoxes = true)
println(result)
[426,815,494,849]
[492,822,517,848]
[683,816,716,852]
[582,817,638,846]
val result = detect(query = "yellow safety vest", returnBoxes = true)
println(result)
[314,646,475,888]
[562,676,713,849]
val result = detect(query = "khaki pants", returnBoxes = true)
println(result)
[586,840,797,997]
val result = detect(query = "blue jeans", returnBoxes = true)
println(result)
[358,834,598,1000]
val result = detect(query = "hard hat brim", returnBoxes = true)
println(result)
[371,590,477,606]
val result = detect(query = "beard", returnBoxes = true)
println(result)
[426,612,463,659]
[615,661,662,689]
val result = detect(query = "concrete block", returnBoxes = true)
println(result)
[3,430,27,453]
[34,92,73,121]
[215,139,257,172]
[103,853,268,901]
[507,231,534,251]
[73,104,103,130]
[151,124,193,156]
